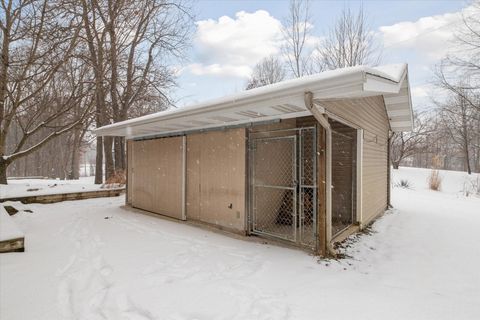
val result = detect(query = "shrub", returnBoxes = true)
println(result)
[394,179,412,189]
[462,175,480,197]
[428,170,442,191]
[475,176,480,196]
[102,170,126,189]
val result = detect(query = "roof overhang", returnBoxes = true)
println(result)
[94,63,413,138]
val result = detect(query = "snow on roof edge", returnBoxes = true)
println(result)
[366,63,406,83]
[95,63,408,135]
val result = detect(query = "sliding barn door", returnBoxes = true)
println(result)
[131,136,185,220]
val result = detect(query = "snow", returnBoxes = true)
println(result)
[0,206,24,241]
[1,167,480,319]
[0,177,102,199]
[94,64,408,137]
[392,166,480,196]
[367,63,406,82]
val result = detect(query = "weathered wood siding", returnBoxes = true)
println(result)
[186,128,246,232]
[130,136,184,220]
[321,96,389,226]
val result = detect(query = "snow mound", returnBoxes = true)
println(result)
[0,206,24,241]
[0,177,101,199]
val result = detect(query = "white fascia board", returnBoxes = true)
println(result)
[403,73,414,131]
[387,109,411,117]
[363,65,408,94]
[390,120,413,128]
[311,82,366,100]
[95,91,307,136]
[111,94,307,138]
[363,75,402,94]
[127,110,312,139]
[95,64,413,137]
[95,71,367,137]
[384,95,410,105]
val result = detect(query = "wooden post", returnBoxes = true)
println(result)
[316,124,327,255]
[387,133,392,208]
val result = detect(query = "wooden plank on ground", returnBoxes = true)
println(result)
[0,206,25,253]
[0,188,124,204]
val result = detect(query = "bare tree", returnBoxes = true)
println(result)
[76,0,110,184]
[0,0,90,184]
[77,0,192,183]
[246,55,286,90]
[106,0,192,172]
[315,6,381,70]
[437,88,478,174]
[390,112,433,169]
[436,62,480,114]
[435,26,480,175]
[282,0,314,78]
[0,0,193,183]
[445,0,480,88]
[395,3,480,173]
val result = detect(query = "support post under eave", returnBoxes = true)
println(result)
[181,135,187,220]
[387,131,392,208]
[304,92,334,257]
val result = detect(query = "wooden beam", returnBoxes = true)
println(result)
[0,189,124,204]
[316,125,327,255]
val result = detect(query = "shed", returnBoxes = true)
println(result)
[95,64,413,255]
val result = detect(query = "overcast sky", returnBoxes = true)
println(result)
[174,0,472,112]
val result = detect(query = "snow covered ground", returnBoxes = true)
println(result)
[0,206,23,242]
[1,167,479,319]
[0,176,101,199]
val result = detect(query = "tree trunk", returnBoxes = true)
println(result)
[104,136,115,180]
[95,136,103,184]
[0,157,8,184]
[69,132,81,180]
[114,136,125,171]
[465,148,472,175]
[392,161,400,170]
[23,156,28,177]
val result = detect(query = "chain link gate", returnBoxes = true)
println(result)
[249,127,317,249]
[299,128,317,248]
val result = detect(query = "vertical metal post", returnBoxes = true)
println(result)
[312,128,317,249]
[293,135,298,242]
[356,129,364,227]
[251,139,256,233]
[325,124,332,246]
[298,130,303,243]
[181,135,186,220]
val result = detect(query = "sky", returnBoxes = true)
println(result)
[174,0,472,112]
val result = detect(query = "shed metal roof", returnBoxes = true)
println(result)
[95,63,413,138]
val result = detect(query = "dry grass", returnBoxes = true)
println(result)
[428,169,442,191]
[102,170,126,189]
[394,179,412,189]
[462,175,480,197]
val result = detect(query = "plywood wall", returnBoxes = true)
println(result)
[126,139,133,205]
[321,96,389,226]
[186,128,246,232]
[130,136,184,220]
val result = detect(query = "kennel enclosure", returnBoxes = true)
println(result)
[96,64,413,255]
